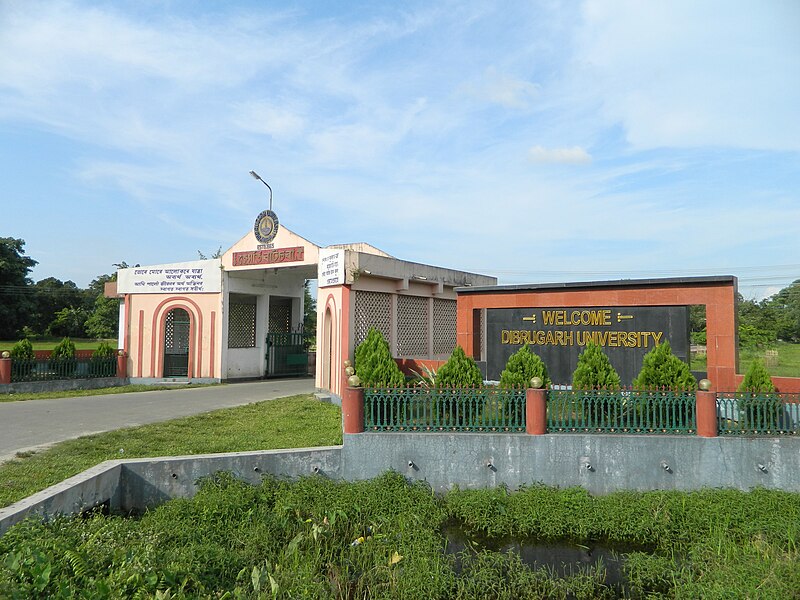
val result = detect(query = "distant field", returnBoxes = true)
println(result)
[0,338,117,352]
[691,341,800,378]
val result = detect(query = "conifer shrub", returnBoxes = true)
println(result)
[499,345,550,389]
[50,337,76,361]
[353,328,405,387]
[737,359,783,430]
[49,337,77,376]
[9,338,35,379]
[436,345,483,388]
[9,338,34,361]
[572,342,621,389]
[633,341,696,391]
[90,342,117,377]
[737,359,775,393]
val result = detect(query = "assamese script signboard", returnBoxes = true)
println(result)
[117,259,222,294]
[486,305,689,385]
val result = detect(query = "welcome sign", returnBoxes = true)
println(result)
[486,306,690,385]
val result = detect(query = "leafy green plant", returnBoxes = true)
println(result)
[9,338,35,380]
[353,328,405,387]
[633,341,696,391]
[738,359,775,392]
[89,342,117,377]
[437,345,483,388]
[50,337,76,361]
[48,337,77,377]
[410,364,438,388]
[499,344,550,389]
[9,338,34,361]
[572,342,621,390]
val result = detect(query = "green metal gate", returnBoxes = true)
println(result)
[265,332,308,377]
[163,308,190,377]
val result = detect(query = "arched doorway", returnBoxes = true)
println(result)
[163,307,191,377]
[322,306,334,390]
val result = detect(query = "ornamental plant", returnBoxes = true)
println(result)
[500,345,550,389]
[90,342,117,377]
[572,342,621,389]
[353,328,405,387]
[436,345,483,388]
[737,359,775,393]
[9,338,34,361]
[9,338,35,379]
[50,337,76,361]
[632,341,696,391]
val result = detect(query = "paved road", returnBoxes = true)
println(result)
[0,378,315,462]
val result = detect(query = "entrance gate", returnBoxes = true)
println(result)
[163,308,190,377]
[265,332,308,377]
[265,298,307,377]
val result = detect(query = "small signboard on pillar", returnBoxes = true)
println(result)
[318,249,345,287]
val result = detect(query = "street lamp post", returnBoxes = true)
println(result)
[249,170,273,210]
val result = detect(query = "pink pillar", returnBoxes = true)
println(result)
[696,390,718,437]
[116,351,127,379]
[342,386,364,434]
[526,388,547,435]
[0,356,11,385]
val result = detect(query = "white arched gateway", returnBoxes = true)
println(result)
[112,215,495,402]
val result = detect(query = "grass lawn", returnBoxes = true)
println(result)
[0,383,216,403]
[0,338,117,352]
[692,341,800,378]
[0,394,342,508]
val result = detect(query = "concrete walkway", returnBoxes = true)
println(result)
[0,378,315,463]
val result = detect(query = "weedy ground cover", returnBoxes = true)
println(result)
[2,473,798,599]
[0,395,342,507]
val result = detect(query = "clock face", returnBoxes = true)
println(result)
[254,209,279,243]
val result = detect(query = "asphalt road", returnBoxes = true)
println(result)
[0,378,315,463]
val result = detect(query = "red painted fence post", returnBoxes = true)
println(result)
[0,352,11,385]
[116,350,127,379]
[342,385,365,434]
[526,377,547,435]
[696,379,718,437]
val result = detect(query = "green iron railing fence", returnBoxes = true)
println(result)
[10,357,117,383]
[716,392,799,436]
[547,388,696,434]
[364,387,526,432]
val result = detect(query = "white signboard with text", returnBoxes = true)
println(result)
[318,249,345,287]
[117,259,222,294]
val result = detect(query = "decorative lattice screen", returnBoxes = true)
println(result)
[432,298,457,355]
[228,302,256,348]
[269,300,292,334]
[397,295,429,357]
[165,308,190,353]
[353,291,391,349]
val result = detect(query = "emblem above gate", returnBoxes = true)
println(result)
[254,209,279,243]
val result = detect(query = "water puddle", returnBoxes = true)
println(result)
[442,521,653,587]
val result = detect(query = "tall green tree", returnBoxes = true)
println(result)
[0,237,37,338]
[32,277,85,334]
[767,280,800,343]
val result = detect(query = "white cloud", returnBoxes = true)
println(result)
[528,145,592,164]
[231,102,306,140]
[572,0,800,151]
[463,67,540,109]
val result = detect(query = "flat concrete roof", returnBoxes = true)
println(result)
[456,275,737,295]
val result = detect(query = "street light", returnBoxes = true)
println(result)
[249,170,273,210]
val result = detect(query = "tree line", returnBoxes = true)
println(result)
[0,237,121,340]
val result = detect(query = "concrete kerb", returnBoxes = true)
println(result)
[3,434,800,538]
[0,446,343,537]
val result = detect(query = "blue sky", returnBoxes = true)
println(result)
[1,0,798,299]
